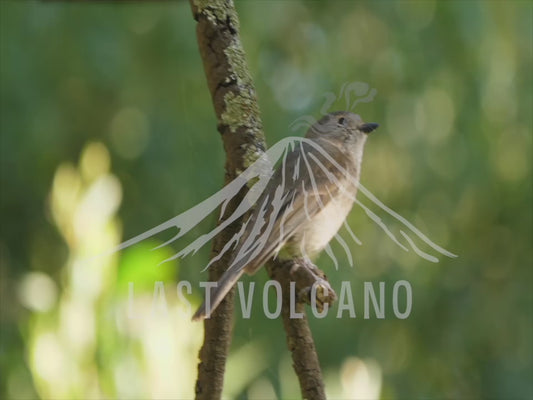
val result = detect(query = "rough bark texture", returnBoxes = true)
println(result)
[267,259,336,400]
[189,1,331,399]
[189,1,265,399]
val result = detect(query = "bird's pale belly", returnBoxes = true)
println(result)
[291,191,355,258]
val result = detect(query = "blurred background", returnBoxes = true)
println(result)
[1,1,531,399]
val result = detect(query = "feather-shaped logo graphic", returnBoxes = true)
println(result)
[107,82,457,319]
[112,135,456,266]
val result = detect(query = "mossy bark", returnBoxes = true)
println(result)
[189,1,266,399]
[189,1,327,399]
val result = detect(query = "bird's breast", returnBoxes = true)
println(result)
[296,189,355,257]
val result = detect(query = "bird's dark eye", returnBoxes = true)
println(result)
[338,117,345,125]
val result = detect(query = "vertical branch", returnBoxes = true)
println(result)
[188,1,266,399]
[189,1,327,399]
[267,259,328,400]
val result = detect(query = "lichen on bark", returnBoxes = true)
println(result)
[190,1,267,399]
[189,1,327,399]
[224,41,253,87]
[192,0,239,28]
[220,90,260,133]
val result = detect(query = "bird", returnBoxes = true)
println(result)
[192,111,378,320]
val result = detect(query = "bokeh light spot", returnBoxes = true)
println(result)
[17,272,58,313]
[110,107,150,160]
[80,142,111,182]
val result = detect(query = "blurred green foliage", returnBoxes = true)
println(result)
[1,1,531,399]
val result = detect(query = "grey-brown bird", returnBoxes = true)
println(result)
[193,111,378,320]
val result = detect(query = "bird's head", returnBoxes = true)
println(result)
[307,111,379,143]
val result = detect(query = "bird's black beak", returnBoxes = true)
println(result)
[359,122,379,134]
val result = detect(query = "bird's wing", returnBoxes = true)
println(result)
[192,140,347,320]
[237,139,344,272]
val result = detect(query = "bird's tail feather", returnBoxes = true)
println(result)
[192,216,296,321]
[192,266,246,321]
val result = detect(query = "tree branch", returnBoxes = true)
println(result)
[266,259,336,400]
[189,1,332,399]
[189,1,265,399]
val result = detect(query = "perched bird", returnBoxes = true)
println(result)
[193,111,378,320]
